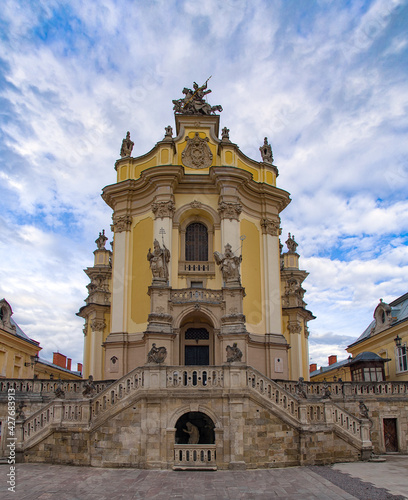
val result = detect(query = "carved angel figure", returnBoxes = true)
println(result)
[147,240,170,281]
[214,243,242,284]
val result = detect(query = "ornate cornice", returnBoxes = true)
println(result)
[261,217,281,236]
[218,201,242,221]
[151,200,175,220]
[111,215,132,233]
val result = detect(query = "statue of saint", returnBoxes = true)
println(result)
[172,81,222,116]
[183,422,200,444]
[147,239,170,282]
[120,131,134,158]
[95,229,108,250]
[214,243,242,284]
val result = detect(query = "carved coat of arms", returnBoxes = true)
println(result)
[182,133,213,169]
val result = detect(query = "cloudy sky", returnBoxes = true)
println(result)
[1,0,407,372]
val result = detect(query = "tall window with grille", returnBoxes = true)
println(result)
[396,343,408,373]
[185,222,208,261]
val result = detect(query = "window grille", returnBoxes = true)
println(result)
[185,223,208,261]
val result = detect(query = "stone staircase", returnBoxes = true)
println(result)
[17,364,372,458]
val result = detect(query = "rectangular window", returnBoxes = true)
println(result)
[396,344,408,373]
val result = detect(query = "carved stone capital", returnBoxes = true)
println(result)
[288,321,302,334]
[91,318,106,332]
[111,215,132,233]
[218,201,242,221]
[152,200,175,220]
[261,217,281,236]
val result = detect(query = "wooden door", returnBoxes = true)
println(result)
[383,418,398,452]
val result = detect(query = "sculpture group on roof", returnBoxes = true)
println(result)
[173,80,223,116]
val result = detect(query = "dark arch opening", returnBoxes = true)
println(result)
[175,411,215,444]
[185,222,208,261]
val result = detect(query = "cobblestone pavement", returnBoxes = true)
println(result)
[0,458,407,500]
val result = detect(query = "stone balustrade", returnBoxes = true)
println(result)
[166,367,224,388]
[173,445,217,470]
[0,378,114,399]
[275,379,408,400]
[178,262,216,275]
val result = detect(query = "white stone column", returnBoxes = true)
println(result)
[110,215,132,333]
[218,201,242,256]
[261,218,282,334]
[288,320,303,380]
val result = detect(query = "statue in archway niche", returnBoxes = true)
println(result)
[147,239,170,282]
[183,422,200,444]
[214,243,242,285]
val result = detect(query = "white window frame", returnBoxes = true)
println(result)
[396,343,408,373]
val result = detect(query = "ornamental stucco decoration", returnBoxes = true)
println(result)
[190,200,202,209]
[261,218,281,236]
[151,200,175,219]
[111,215,132,233]
[120,131,134,158]
[182,133,213,169]
[218,201,242,221]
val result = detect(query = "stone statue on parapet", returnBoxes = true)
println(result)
[183,422,200,444]
[172,79,223,116]
[295,377,307,399]
[147,343,167,364]
[285,233,298,254]
[82,375,96,397]
[214,243,242,285]
[120,131,134,158]
[226,342,243,363]
[147,239,170,282]
[95,229,108,250]
[54,378,65,399]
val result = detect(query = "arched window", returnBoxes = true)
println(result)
[185,223,208,261]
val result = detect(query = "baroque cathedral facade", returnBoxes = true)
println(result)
[79,83,313,384]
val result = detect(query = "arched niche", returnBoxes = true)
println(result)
[175,411,215,444]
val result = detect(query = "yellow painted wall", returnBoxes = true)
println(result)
[0,333,38,379]
[130,217,154,327]
[241,219,263,332]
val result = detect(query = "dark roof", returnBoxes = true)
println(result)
[348,292,408,348]
[349,351,389,364]
[310,357,349,377]
[10,317,40,347]
[37,358,81,377]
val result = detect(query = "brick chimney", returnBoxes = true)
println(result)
[67,358,72,371]
[309,363,317,373]
[77,363,83,374]
[53,352,67,369]
[328,355,337,366]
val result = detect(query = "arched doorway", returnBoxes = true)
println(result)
[175,411,215,444]
[180,315,214,366]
